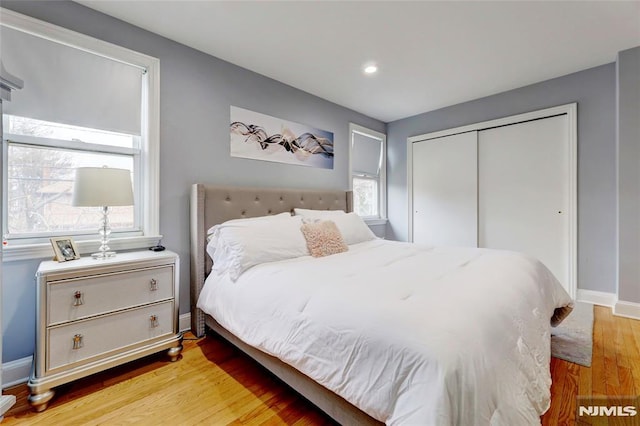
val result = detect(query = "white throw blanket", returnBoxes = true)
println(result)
[197,240,573,425]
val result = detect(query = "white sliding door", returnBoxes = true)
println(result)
[478,115,570,288]
[412,131,477,247]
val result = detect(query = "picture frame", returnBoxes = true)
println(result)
[230,106,334,169]
[50,236,81,262]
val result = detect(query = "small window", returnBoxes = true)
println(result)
[349,124,386,220]
[352,177,379,217]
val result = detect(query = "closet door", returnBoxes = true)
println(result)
[412,131,477,247]
[478,115,569,287]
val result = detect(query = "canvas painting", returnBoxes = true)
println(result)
[230,106,334,169]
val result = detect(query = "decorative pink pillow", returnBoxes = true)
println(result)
[300,220,348,258]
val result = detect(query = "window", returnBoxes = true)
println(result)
[349,124,386,221]
[4,115,138,238]
[1,9,159,260]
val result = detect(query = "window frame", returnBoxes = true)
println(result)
[3,129,142,241]
[1,8,160,261]
[348,123,387,224]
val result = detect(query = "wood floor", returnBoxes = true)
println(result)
[4,306,639,425]
[542,306,640,426]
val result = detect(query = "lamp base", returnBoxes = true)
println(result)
[91,251,116,260]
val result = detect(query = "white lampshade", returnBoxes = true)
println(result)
[72,167,134,207]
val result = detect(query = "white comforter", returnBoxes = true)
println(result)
[197,239,572,425]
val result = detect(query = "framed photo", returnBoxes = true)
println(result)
[50,237,80,262]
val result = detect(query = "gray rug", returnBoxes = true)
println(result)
[551,301,594,367]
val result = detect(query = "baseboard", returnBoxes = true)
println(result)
[576,289,617,307]
[179,312,191,333]
[613,300,640,320]
[2,356,32,389]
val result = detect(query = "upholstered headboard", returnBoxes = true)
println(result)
[189,184,353,336]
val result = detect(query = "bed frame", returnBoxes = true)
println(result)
[189,184,382,426]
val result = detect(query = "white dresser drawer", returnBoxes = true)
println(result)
[47,266,174,326]
[47,301,174,372]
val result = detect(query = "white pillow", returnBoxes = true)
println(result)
[208,215,308,281]
[330,212,377,245]
[206,212,291,239]
[294,209,376,245]
[206,212,292,264]
[293,208,346,218]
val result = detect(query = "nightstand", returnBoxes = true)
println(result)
[28,250,183,412]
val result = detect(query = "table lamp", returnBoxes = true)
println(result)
[72,166,134,259]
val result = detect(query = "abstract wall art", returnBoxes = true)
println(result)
[230,106,334,169]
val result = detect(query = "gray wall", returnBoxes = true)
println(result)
[368,224,386,239]
[387,64,617,294]
[1,0,384,363]
[617,46,640,304]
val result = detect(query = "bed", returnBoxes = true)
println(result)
[189,184,573,425]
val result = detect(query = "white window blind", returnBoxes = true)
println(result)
[352,132,382,177]
[0,25,142,135]
[350,125,386,220]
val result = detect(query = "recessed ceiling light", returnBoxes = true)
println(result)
[364,64,378,74]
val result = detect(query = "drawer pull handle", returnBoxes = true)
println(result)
[73,291,84,306]
[72,334,83,350]
[150,315,159,328]
[150,279,158,291]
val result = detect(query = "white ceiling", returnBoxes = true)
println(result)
[77,1,640,123]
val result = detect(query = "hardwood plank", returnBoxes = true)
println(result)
[628,316,640,396]
[4,309,640,426]
[545,356,569,424]
[602,309,621,391]
[592,306,609,397]
[557,362,580,425]
[578,360,592,400]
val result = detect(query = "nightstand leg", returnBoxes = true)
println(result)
[28,389,55,412]
[167,344,183,362]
